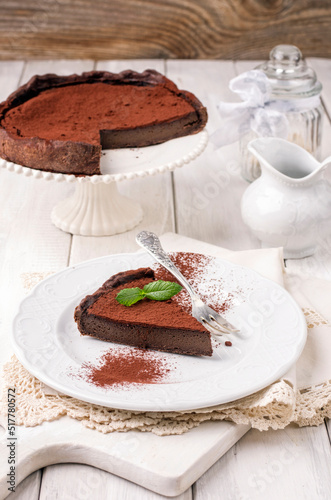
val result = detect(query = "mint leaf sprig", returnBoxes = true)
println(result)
[116,280,182,307]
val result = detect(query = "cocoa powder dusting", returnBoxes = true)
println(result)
[78,348,171,388]
[3,83,194,143]
[88,274,206,331]
[153,252,237,316]
[153,252,212,314]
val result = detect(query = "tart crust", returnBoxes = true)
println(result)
[0,70,207,175]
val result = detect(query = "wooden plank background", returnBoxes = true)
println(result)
[1,0,331,60]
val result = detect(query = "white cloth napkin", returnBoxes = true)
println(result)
[160,233,331,427]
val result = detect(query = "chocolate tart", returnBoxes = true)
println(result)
[0,70,208,176]
[74,267,212,357]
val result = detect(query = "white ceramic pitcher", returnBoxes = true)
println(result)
[241,137,331,258]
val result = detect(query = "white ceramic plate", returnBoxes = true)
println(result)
[12,252,307,411]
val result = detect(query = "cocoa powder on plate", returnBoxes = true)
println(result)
[79,348,171,388]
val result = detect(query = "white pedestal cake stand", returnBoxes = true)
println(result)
[0,130,208,236]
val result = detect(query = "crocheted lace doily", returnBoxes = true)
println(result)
[1,274,330,436]
[1,355,296,435]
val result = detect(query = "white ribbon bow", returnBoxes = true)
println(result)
[211,70,320,148]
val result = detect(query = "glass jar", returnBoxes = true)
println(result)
[240,45,324,182]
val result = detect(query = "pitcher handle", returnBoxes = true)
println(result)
[321,156,331,170]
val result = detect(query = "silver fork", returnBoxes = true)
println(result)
[136,231,240,336]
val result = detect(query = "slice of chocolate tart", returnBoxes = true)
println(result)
[74,267,212,357]
[0,70,207,176]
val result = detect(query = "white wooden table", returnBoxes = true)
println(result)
[1,58,331,500]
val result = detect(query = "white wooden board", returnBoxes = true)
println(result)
[0,416,249,498]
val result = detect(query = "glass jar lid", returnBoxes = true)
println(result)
[256,45,322,99]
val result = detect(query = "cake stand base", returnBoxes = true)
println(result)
[2,131,208,236]
[51,181,143,236]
